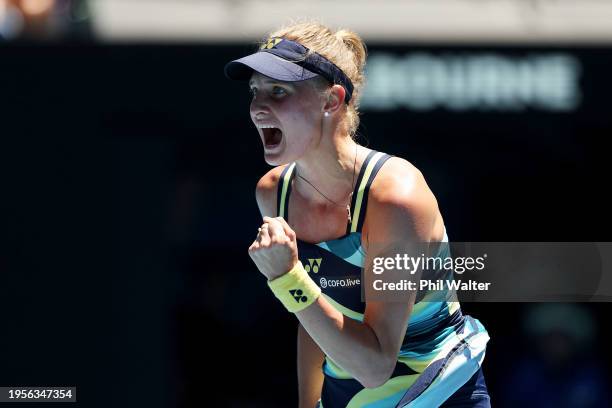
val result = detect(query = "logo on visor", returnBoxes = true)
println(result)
[261,38,283,50]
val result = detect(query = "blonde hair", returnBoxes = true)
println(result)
[266,21,367,137]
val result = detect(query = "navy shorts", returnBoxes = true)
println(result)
[440,367,491,407]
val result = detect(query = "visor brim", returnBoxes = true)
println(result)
[224,52,319,82]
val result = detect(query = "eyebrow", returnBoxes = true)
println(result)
[248,77,286,87]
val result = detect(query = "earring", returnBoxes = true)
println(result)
[324,111,330,117]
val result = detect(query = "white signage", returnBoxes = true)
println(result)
[361,52,581,112]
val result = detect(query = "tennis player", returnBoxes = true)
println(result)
[225,21,490,408]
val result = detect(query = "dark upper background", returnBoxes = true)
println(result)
[1,35,611,408]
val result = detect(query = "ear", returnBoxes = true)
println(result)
[322,84,346,115]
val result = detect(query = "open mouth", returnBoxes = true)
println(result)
[262,127,283,148]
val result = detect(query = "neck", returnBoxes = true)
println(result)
[294,132,363,207]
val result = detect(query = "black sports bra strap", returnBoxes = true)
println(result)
[276,163,296,219]
[346,151,393,234]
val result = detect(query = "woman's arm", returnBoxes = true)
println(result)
[256,160,439,387]
[251,160,439,388]
[297,323,325,408]
[294,248,415,389]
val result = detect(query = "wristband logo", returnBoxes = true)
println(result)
[303,258,322,273]
[289,289,308,303]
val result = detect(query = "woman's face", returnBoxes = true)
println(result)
[249,72,325,166]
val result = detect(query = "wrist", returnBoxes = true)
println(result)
[267,261,321,313]
[266,259,298,281]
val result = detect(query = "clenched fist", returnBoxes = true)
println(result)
[248,216,299,280]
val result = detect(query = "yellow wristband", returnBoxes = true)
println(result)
[267,261,321,313]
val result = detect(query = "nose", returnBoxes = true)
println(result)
[250,94,270,120]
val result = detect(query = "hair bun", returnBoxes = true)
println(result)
[335,29,367,74]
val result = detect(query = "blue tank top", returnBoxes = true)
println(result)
[277,150,489,408]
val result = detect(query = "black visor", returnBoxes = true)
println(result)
[224,37,354,104]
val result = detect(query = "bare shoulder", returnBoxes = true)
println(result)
[255,165,288,217]
[370,156,434,204]
[366,156,440,240]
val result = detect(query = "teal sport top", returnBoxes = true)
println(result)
[277,150,489,408]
